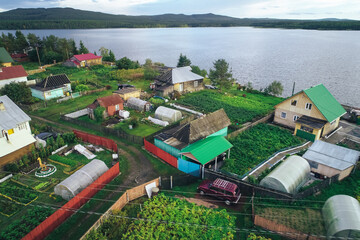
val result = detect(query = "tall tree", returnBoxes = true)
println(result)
[108,50,115,62]
[177,53,191,67]
[15,30,28,52]
[79,40,89,54]
[99,47,109,57]
[209,59,235,89]
[264,81,284,96]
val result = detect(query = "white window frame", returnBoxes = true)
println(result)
[281,112,287,119]
[293,115,299,122]
[179,83,184,92]
[305,103,312,110]
[115,104,119,111]
[194,81,198,88]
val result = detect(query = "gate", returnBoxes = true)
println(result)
[296,129,316,142]
[178,158,200,177]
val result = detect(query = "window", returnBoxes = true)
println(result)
[291,100,297,106]
[7,128,14,135]
[179,83,184,92]
[293,115,299,121]
[281,112,287,119]
[194,81,198,88]
[305,103,312,110]
[18,123,27,130]
[115,104,119,111]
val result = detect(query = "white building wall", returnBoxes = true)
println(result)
[0,76,28,88]
[0,121,34,156]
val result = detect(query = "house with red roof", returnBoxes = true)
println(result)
[0,65,28,89]
[63,53,102,68]
[87,94,124,119]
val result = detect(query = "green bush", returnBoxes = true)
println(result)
[49,155,77,167]
[75,84,89,92]
[94,106,106,122]
[4,163,19,173]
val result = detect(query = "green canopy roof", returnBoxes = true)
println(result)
[0,47,14,63]
[180,136,233,165]
[303,84,346,123]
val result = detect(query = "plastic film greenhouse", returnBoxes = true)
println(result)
[259,155,310,194]
[54,159,109,200]
[155,106,182,123]
[322,195,360,240]
[126,97,151,112]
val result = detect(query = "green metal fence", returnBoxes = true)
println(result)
[296,129,316,142]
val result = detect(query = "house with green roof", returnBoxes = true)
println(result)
[0,47,14,67]
[154,109,233,177]
[274,84,346,141]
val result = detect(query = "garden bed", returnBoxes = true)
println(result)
[224,123,303,176]
[176,90,282,124]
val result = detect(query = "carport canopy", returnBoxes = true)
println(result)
[180,136,233,165]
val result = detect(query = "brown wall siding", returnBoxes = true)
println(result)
[274,108,300,128]
[322,118,340,136]
[174,79,204,93]
[0,143,34,168]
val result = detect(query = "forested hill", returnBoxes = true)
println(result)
[0,8,359,30]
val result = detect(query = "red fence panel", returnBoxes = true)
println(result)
[144,139,178,168]
[22,162,120,240]
[73,130,118,152]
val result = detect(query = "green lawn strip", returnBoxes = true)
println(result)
[225,123,304,176]
[162,179,202,198]
[114,121,162,137]
[14,61,41,71]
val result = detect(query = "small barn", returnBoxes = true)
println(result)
[260,155,310,194]
[303,140,360,180]
[113,88,140,101]
[126,97,151,112]
[155,106,182,123]
[322,195,360,239]
[88,94,124,119]
[54,159,109,200]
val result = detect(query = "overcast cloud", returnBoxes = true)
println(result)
[0,0,359,20]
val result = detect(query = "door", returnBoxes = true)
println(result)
[179,83,184,92]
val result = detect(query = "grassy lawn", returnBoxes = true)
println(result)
[14,61,41,70]
[176,89,283,124]
[114,120,162,137]
[225,123,304,176]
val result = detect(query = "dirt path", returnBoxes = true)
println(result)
[29,115,157,238]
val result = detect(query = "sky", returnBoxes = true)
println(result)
[0,0,359,20]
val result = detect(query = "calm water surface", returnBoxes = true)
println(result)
[2,27,360,107]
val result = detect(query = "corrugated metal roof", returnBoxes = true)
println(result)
[303,84,346,123]
[260,155,310,194]
[0,65,27,81]
[0,47,14,63]
[73,53,102,61]
[322,195,360,238]
[172,66,203,84]
[181,136,233,165]
[0,95,31,130]
[303,140,360,171]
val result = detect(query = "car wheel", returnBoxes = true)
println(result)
[225,200,231,206]
[199,190,205,196]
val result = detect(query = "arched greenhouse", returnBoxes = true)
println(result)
[322,195,360,240]
[54,159,109,200]
[155,106,182,123]
[259,155,310,194]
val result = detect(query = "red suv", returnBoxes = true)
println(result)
[197,178,241,205]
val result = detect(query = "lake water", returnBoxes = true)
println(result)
[2,27,360,107]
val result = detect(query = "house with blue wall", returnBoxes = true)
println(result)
[154,109,232,177]
[31,74,71,100]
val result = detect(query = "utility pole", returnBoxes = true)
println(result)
[292,82,296,96]
[36,46,41,67]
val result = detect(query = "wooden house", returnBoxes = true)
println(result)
[0,65,28,89]
[0,95,36,167]
[0,47,13,67]
[113,87,141,101]
[274,84,346,141]
[31,74,71,100]
[154,109,232,177]
[88,94,124,119]
[64,53,102,68]
[303,140,359,180]
[154,66,204,96]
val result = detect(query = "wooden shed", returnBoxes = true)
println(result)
[113,88,141,101]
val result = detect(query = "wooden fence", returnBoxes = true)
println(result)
[254,215,325,240]
[227,113,274,139]
[80,178,160,240]
[61,115,144,145]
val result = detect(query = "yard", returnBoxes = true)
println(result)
[224,123,304,176]
[175,90,283,124]
[0,144,115,239]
